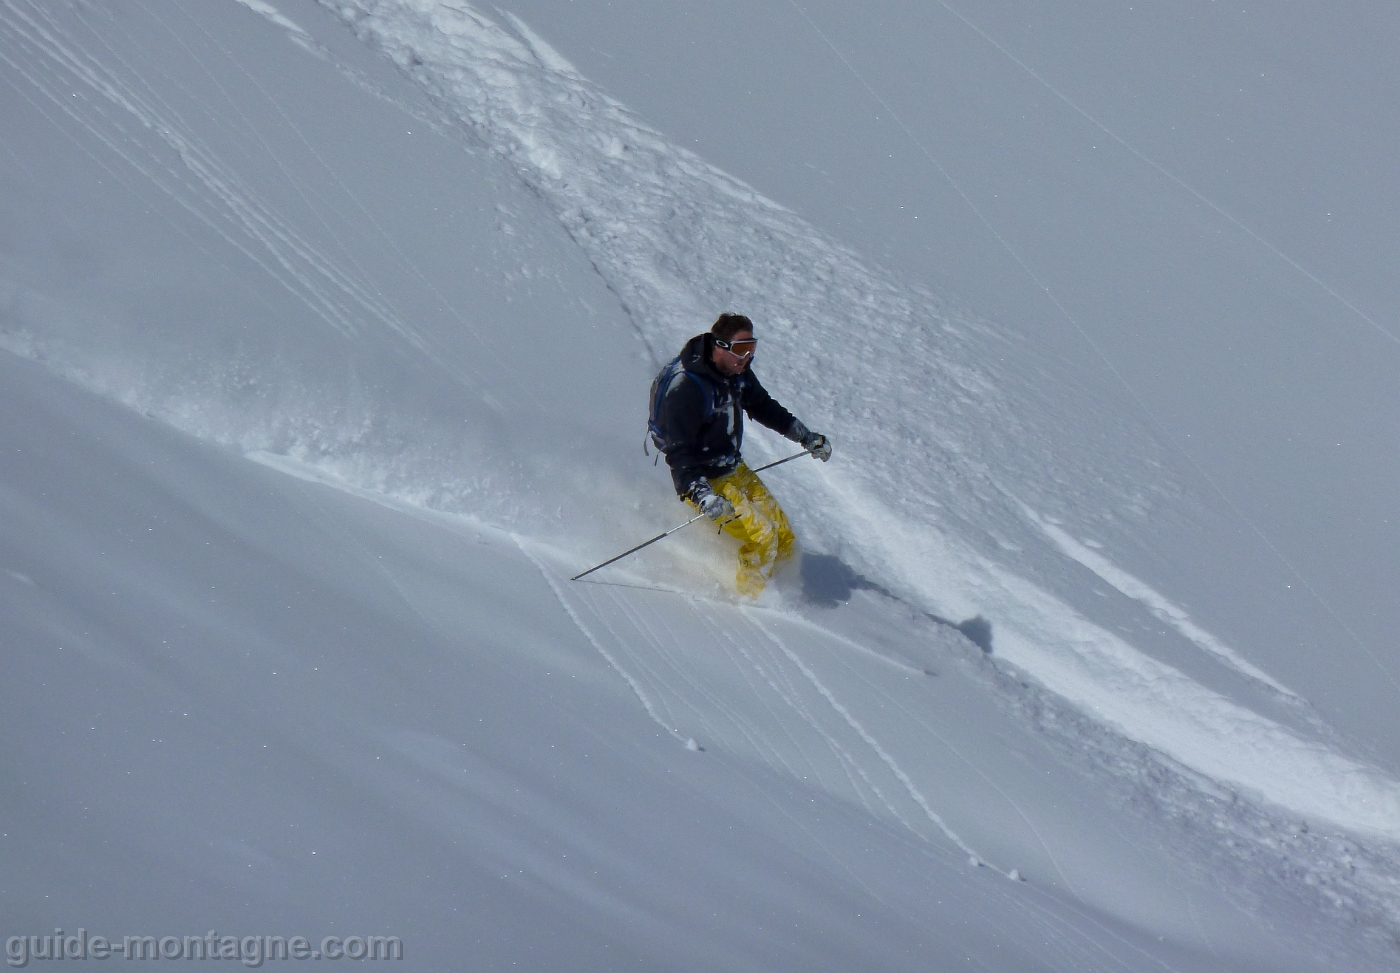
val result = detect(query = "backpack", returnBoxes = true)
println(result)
[646,356,714,457]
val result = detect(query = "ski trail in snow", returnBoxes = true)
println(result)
[704,610,911,828]
[572,574,905,827]
[729,611,985,837]
[581,588,695,736]
[4,0,353,330]
[156,2,418,339]
[0,22,317,322]
[686,608,835,785]
[1024,507,1297,698]
[704,611,857,796]
[524,542,978,851]
[200,0,530,395]
[514,536,679,740]
[1,0,431,349]
[744,609,992,866]
[604,588,786,767]
[826,636,1080,893]
[576,574,939,834]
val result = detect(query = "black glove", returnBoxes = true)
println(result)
[788,419,832,462]
[802,431,831,462]
[688,481,735,522]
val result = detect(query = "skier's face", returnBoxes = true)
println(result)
[712,331,755,376]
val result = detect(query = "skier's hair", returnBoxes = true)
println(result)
[711,313,754,341]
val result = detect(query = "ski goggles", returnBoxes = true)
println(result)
[714,336,757,358]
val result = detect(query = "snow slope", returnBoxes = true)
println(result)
[319,0,1400,842]
[2,0,1398,969]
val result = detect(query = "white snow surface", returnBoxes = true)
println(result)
[3,1,1399,970]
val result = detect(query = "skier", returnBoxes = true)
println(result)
[650,313,831,596]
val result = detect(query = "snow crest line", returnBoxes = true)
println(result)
[1025,508,1297,699]
[228,0,310,40]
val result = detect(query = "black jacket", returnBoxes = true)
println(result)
[660,333,799,496]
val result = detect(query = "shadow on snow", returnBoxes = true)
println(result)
[799,553,993,654]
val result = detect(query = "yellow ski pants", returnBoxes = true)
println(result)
[687,462,796,596]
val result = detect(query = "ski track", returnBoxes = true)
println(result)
[820,632,1080,893]
[0,0,432,351]
[517,546,1259,972]
[564,568,1188,970]
[747,610,989,864]
[716,612,896,826]
[515,537,678,740]
[689,608,822,784]
[521,542,998,869]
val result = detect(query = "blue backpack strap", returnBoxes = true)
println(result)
[692,369,715,418]
[648,357,714,455]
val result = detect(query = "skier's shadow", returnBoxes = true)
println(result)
[800,553,993,654]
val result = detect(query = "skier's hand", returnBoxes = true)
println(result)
[700,492,735,522]
[689,481,735,522]
[801,431,832,462]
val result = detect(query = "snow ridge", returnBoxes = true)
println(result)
[1027,507,1298,698]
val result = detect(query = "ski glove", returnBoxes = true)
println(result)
[689,481,735,522]
[803,432,832,462]
[788,419,832,462]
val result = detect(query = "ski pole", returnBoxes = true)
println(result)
[750,449,809,474]
[569,450,812,582]
[571,514,707,581]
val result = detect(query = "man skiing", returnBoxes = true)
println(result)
[651,313,831,596]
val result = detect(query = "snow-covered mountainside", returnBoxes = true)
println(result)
[3,1,1397,970]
